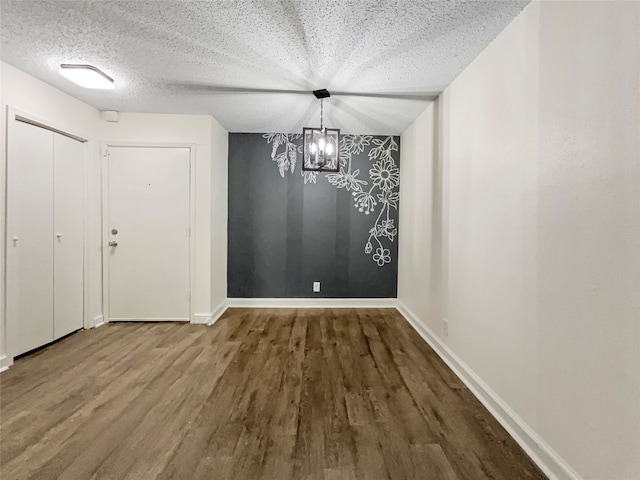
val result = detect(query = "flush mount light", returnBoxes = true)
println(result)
[59,64,115,89]
[302,89,340,172]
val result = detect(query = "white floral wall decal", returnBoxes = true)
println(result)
[263,133,399,267]
[301,169,317,185]
[343,135,372,155]
[262,133,301,178]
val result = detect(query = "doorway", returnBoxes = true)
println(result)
[102,144,193,322]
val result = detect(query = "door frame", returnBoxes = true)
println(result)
[2,106,90,365]
[101,142,196,324]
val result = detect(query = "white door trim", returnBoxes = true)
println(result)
[2,106,90,363]
[101,142,196,324]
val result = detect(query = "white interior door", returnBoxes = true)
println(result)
[53,134,84,339]
[107,146,191,321]
[6,120,55,356]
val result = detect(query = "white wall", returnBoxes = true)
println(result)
[398,102,438,327]
[398,1,640,479]
[1,61,229,364]
[536,2,639,476]
[210,117,228,317]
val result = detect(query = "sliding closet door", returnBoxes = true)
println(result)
[53,134,84,339]
[6,120,55,356]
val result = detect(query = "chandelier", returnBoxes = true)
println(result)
[302,89,340,172]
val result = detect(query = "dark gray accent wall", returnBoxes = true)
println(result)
[228,133,400,298]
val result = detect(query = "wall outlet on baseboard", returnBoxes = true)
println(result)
[313,281,321,292]
[444,318,449,337]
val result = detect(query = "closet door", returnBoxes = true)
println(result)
[53,134,84,339]
[6,120,55,357]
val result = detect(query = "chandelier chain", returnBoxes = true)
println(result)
[320,98,324,131]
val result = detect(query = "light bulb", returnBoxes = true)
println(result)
[318,137,326,150]
[325,142,334,155]
[310,142,317,154]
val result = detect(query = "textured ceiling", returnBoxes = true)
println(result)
[0,0,529,134]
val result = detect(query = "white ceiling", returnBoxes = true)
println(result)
[1,0,529,134]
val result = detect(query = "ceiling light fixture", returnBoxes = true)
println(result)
[59,64,115,89]
[302,89,339,172]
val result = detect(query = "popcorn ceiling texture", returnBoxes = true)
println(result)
[1,0,529,134]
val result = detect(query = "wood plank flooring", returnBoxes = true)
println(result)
[0,308,547,479]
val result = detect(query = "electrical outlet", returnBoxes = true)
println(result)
[444,318,449,337]
[313,281,321,292]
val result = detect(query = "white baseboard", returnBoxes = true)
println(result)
[110,317,189,322]
[396,302,580,480]
[192,304,228,325]
[209,300,228,326]
[226,298,398,308]
[93,315,105,328]
[0,354,13,372]
[192,313,212,325]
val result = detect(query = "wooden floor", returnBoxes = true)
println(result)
[1,308,546,480]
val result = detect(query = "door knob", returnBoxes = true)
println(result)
[108,241,118,247]
[56,233,63,239]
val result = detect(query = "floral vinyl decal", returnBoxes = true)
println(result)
[263,133,399,267]
[263,133,301,178]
